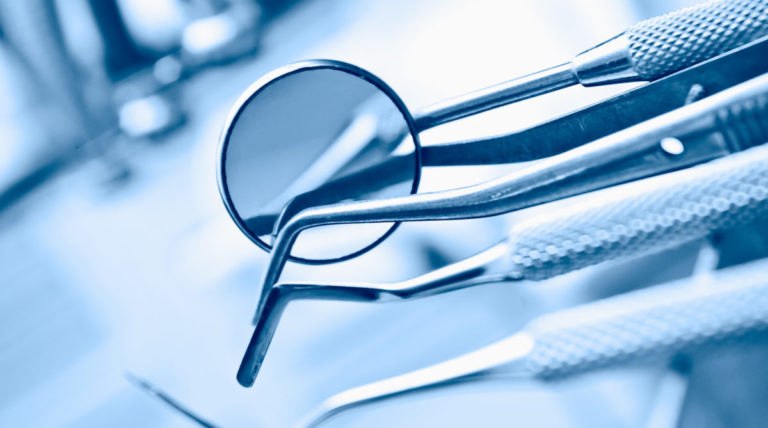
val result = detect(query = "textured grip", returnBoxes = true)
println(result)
[525,260,768,380]
[508,143,768,281]
[627,0,768,80]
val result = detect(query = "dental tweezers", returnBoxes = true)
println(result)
[297,257,768,428]
[263,35,768,234]
[238,141,768,386]
[238,4,768,241]
[245,70,768,342]
[262,67,768,291]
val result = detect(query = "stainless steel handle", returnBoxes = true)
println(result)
[297,261,768,428]
[574,0,768,85]
[628,0,768,80]
[416,0,768,129]
[526,260,768,380]
[507,114,768,282]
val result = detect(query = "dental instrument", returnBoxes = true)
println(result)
[233,36,768,249]
[297,257,768,427]
[219,0,768,263]
[238,139,768,386]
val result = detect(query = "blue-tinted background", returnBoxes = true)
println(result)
[3,0,766,427]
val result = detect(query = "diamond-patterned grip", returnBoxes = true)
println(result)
[525,262,768,380]
[508,142,768,282]
[627,0,768,80]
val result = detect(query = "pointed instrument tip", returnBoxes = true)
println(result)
[236,326,262,387]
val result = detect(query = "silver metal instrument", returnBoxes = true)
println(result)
[259,36,768,242]
[252,72,768,311]
[218,1,768,265]
[220,0,768,390]
[296,258,768,428]
[252,68,768,302]
[413,0,768,130]
[237,141,768,387]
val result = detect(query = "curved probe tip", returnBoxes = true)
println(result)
[236,327,261,387]
[237,287,290,387]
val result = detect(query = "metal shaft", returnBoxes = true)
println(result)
[256,71,768,320]
[297,257,768,428]
[411,0,768,131]
[412,64,577,130]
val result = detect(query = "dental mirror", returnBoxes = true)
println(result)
[218,60,421,263]
[221,8,767,264]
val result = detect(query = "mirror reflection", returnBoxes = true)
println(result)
[221,65,419,262]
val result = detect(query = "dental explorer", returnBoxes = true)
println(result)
[245,68,768,331]
[238,139,768,387]
[296,257,768,428]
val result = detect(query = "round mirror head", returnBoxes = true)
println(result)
[218,60,421,264]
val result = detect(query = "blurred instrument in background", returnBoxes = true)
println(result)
[0,0,284,215]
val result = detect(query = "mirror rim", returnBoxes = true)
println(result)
[217,59,423,264]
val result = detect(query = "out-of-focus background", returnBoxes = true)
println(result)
[3,0,767,427]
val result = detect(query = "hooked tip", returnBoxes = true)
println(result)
[239,285,292,387]
[236,367,257,388]
[237,325,264,387]
[238,288,290,387]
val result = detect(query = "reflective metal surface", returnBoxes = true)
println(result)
[238,68,768,385]
[238,125,768,386]
[218,60,420,262]
[4,1,768,428]
[299,257,768,427]
[216,6,768,266]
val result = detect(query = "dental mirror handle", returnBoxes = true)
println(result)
[576,0,768,84]
[302,259,768,428]
[507,138,768,282]
[414,0,768,129]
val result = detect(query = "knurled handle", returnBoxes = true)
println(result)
[524,260,768,380]
[627,0,768,80]
[507,110,768,283]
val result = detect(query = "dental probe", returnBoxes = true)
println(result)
[238,142,768,387]
[297,258,768,428]
[254,70,768,337]
[412,0,768,130]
